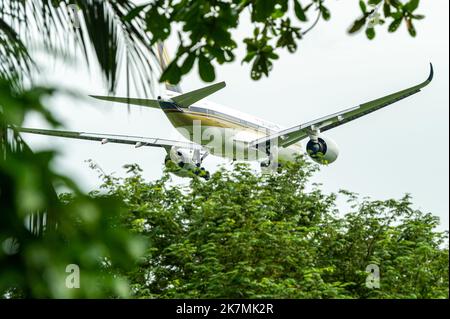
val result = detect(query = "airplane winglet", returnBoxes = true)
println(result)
[427,62,434,83]
[415,63,434,90]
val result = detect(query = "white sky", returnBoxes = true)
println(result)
[23,1,449,230]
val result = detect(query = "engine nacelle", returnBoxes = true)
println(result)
[165,146,210,179]
[306,135,339,164]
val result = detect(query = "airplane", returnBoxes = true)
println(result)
[16,44,434,179]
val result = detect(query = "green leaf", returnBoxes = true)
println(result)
[123,3,149,22]
[180,53,196,75]
[412,14,425,20]
[348,17,367,34]
[198,55,215,82]
[383,3,391,17]
[160,61,182,84]
[321,5,331,21]
[406,0,420,12]
[406,19,417,37]
[359,1,367,13]
[388,18,403,33]
[145,7,171,43]
[294,0,308,22]
[366,27,376,40]
[252,0,277,22]
[391,11,403,20]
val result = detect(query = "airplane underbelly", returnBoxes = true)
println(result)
[172,125,264,161]
[165,110,302,162]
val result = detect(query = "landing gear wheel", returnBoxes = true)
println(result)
[260,161,270,168]
[197,167,210,180]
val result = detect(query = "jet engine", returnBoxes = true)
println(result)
[306,135,339,164]
[164,146,210,179]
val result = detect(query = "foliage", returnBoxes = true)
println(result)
[0,0,426,87]
[126,0,426,83]
[1,1,154,297]
[0,0,154,94]
[0,76,145,298]
[97,159,448,299]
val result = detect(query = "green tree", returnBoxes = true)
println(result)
[98,159,448,299]
[0,76,145,298]
[1,0,152,297]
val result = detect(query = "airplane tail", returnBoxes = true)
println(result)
[156,42,182,93]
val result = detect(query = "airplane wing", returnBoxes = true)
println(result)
[251,64,434,148]
[16,127,203,152]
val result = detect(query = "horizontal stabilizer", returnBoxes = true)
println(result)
[89,95,160,108]
[172,81,226,108]
[90,81,226,109]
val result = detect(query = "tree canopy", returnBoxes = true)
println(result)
[93,159,448,299]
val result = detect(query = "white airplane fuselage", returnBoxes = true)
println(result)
[160,93,302,162]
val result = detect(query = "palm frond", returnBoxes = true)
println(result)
[0,16,34,85]
[0,0,156,95]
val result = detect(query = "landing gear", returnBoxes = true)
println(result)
[193,166,210,180]
[260,145,280,172]
[164,147,210,180]
[260,160,270,168]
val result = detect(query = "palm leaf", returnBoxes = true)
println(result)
[0,0,156,95]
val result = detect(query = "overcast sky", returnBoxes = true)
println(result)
[23,1,449,230]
